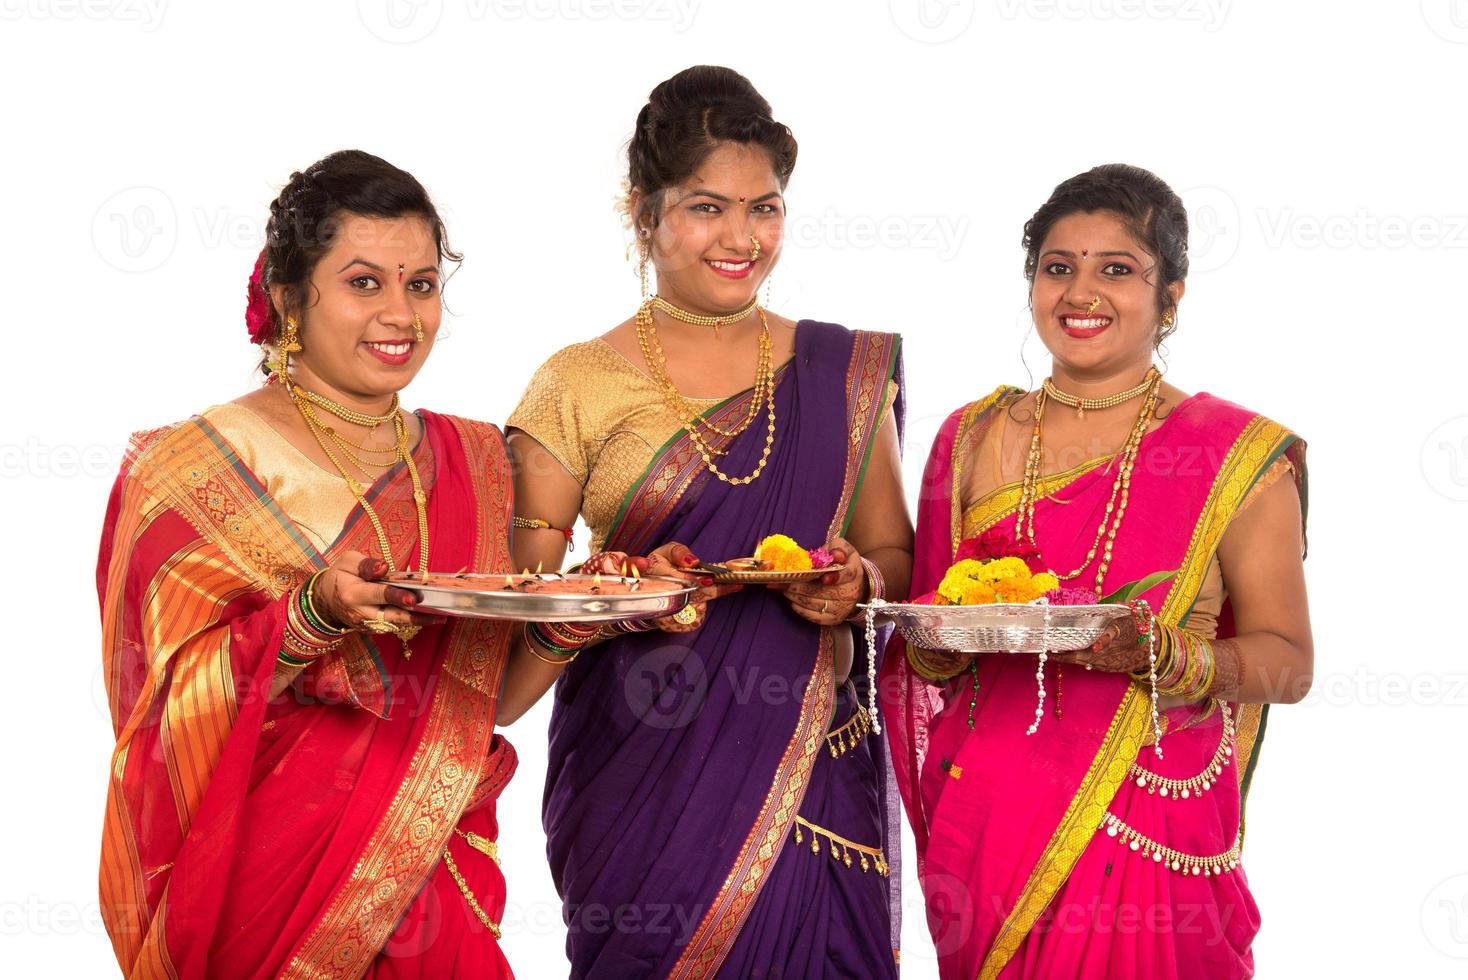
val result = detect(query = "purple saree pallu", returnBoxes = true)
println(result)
[543,322,904,978]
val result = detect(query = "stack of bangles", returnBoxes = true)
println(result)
[1131,624,1216,701]
[844,557,886,622]
[524,618,653,665]
[279,569,350,668]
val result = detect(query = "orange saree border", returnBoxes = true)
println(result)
[283,415,514,979]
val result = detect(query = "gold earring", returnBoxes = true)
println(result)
[749,235,762,262]
[1086,295,1101,315]
[274,316,301,375]
[638,236,651,302]
[1161,310,1175,327]
[413,313,425,343]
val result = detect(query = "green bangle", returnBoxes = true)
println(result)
[277,648,313,668]
[301,571,348,636]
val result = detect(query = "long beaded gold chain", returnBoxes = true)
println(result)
[281,373,431,654]
[1016,368,1162,596]
[635,299,777,485]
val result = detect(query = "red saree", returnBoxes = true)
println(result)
[881,387,1306,979]
[97,409,517,979]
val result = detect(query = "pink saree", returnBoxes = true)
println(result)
[881,387,1306,979]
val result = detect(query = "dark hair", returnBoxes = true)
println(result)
[627,65,798,231]
[1022,163,1189,346]
[258,149,460,348]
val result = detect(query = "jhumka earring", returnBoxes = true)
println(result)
[638,231,651,302]
[1161,310,1175,327]
[413,313,425,343]
[749,235,762,262]
[274,316,302,375]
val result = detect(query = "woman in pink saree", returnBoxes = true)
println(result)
[881,164,1313,979]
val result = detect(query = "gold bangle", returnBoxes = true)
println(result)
[524,623,578,665]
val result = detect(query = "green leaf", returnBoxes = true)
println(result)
[1098,569,1178,605]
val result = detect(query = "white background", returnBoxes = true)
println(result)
[3,1,1466,976]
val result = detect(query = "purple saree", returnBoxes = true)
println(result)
[542,322,904,978]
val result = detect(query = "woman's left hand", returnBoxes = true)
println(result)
[1049,614,1147,674]
[780,536,866,626]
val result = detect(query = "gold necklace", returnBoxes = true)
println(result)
[282,377,431,656]
[1042,368,1158,420]
[652,294,758,339]
[1016,370,1162,595]
[294,385,399,429]
[636,300,771,442]
[635,302,778,486]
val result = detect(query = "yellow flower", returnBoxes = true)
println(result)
[979,557,1030,584]
[755,534,813,573]
[1032,572,1059,594]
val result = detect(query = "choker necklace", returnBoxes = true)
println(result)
[1043,368,1160,420]
[652,295,758,339]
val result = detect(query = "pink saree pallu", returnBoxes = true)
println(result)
[881,387,1305,979]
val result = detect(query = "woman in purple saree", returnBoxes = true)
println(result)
[499,67,913,977]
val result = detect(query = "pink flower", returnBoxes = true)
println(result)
[1043,587,1099,606]
[246,249,276,345]
[807,547,835,569]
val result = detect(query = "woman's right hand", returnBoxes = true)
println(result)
[641,542,740,634]
[310,550,447,632]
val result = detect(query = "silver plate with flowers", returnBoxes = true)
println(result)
[859,601,1131,654]
[388,572,695,623]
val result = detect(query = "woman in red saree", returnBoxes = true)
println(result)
[881,164,1314,979]
[98,150,529,978]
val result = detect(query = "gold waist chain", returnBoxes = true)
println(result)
[793,816,890,876]
[443,827,502,939]
[826,704,872,759]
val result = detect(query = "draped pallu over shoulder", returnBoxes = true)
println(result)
[880,389,1305,980]
[540,322,905,978]
[97,410,518,979]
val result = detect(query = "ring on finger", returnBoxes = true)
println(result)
[673,605,699,626]
[362,610,397,634]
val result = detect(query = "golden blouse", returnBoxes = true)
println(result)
[507,338,899,553]
[201,402,362,554]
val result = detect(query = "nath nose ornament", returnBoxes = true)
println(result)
[1086,295,1101,315]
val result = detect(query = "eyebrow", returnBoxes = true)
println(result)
[683,189,784,204]
[336,258,438,275]
[1044,249,1143,262]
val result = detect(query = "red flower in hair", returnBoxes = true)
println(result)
[245,249,275,345]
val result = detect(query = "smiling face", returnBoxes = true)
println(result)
[641,142,785,315]
[1030,210,1184,380]
[273,213,441,406]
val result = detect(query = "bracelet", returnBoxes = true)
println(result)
[860,557,886,603]
[278,580,346,670]
[301,571,349,637]
[525,622,580,665]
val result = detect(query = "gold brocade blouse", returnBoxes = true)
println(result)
[200,403,362,554]
[964,407,1294,639]
[507,339,899,553]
